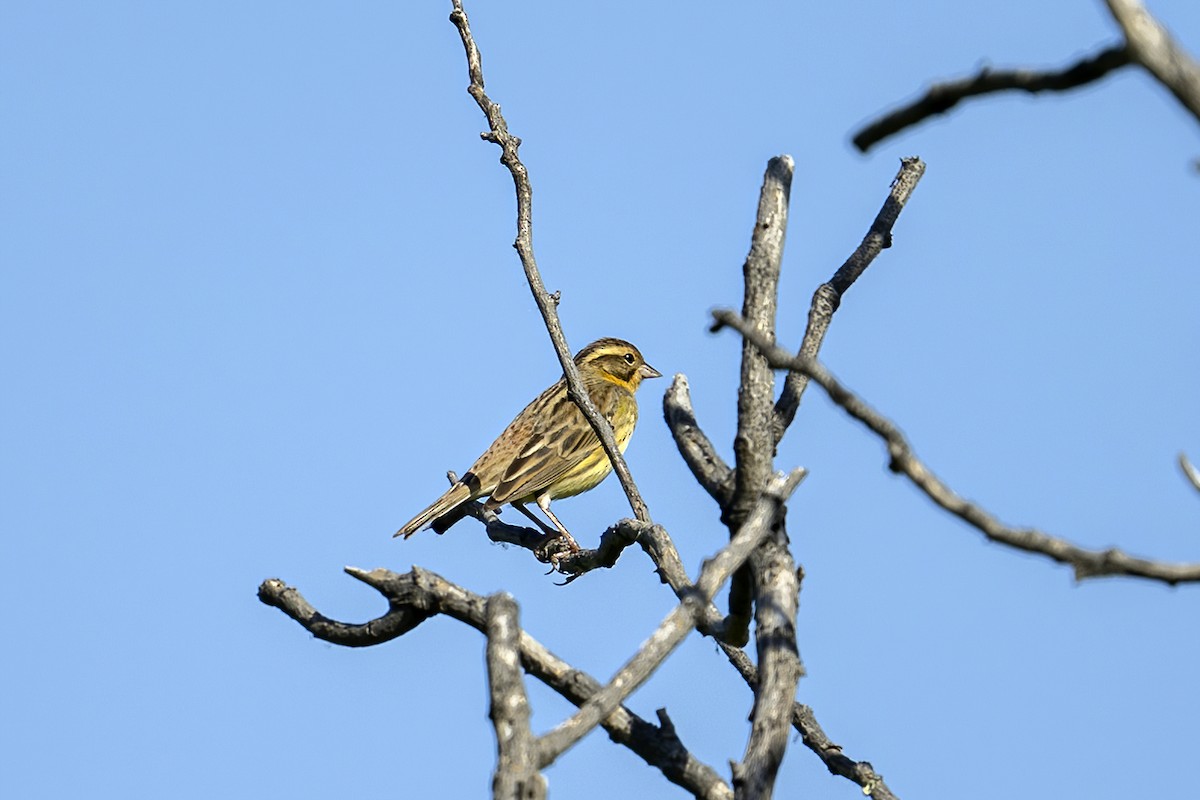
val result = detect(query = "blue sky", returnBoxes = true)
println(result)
[3,2,1198,798]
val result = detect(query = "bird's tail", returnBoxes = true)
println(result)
[394,482,473,538]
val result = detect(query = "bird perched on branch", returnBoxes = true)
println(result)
[395,337,660,551]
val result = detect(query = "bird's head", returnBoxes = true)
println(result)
[574,338,661,391]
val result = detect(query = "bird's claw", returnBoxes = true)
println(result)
[535,534,579,570]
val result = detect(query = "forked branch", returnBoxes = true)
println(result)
[773,157,925,441]
[261,471,806,799]
[537,469,806,766]
[258,569,734,800]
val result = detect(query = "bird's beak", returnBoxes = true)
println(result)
[639,363,662,380]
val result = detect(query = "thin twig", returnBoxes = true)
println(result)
[447,0,651,524]
[791,705,898,800]
[714,639,900,799]
[1180,453,1200,494]
[535,470,805,766]
[852,44,1131,152]
[714,311,1200,585]
[483,514,642,576]
[443,470,641,575]
[259,568,734,800]
[486,594,546,800]
[773,157,925,443]
[855,0,1200,151]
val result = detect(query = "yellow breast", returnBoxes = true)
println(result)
[545,390,638,500]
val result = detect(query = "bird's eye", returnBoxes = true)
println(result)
[623,352,635,365]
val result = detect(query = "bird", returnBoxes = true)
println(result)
[395,337,660,550]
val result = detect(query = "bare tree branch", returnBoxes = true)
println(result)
[718,155,803,800]
[536,469,807,766]
[454,472,752,647]
[256,575,429,647]
[732,538,801,800]
[1180,452,1200,494]
[435,470,642,574]
[255,563,892,800]
[446,0,651,525]
[664,373,735,506]
[725,155,794,646]
[773,157,925,441]
[662,170,928,800]
[791,705,898,800]
[452,477,752,649]
[855,1,1200,152]
[635,521,745,643]
[1105,0,1200,122]
[486,515,641,575]
[730,156,793,526]
[715,642,899,800]
[852,45,1130,152]
[714,311,1200,585]
[259,568,734,800]
[486,594,546,800]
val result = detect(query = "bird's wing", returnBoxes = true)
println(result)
[487,389,629,506]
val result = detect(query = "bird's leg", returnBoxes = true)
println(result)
[511,502,575,569]
[536,494,581,552]
[513,503,558,537]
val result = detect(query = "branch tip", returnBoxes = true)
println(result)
[1179,452,1200,494]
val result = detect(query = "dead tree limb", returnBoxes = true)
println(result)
[854,0,1200,151]
[537,470,806,766]
[853,45,1130,151]
[1105,0,1200,120]
[258,569,735,800]
[722,157,803,800]
[773,157,925,441]
[714,312,1200,586]
[485,594,546,800]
